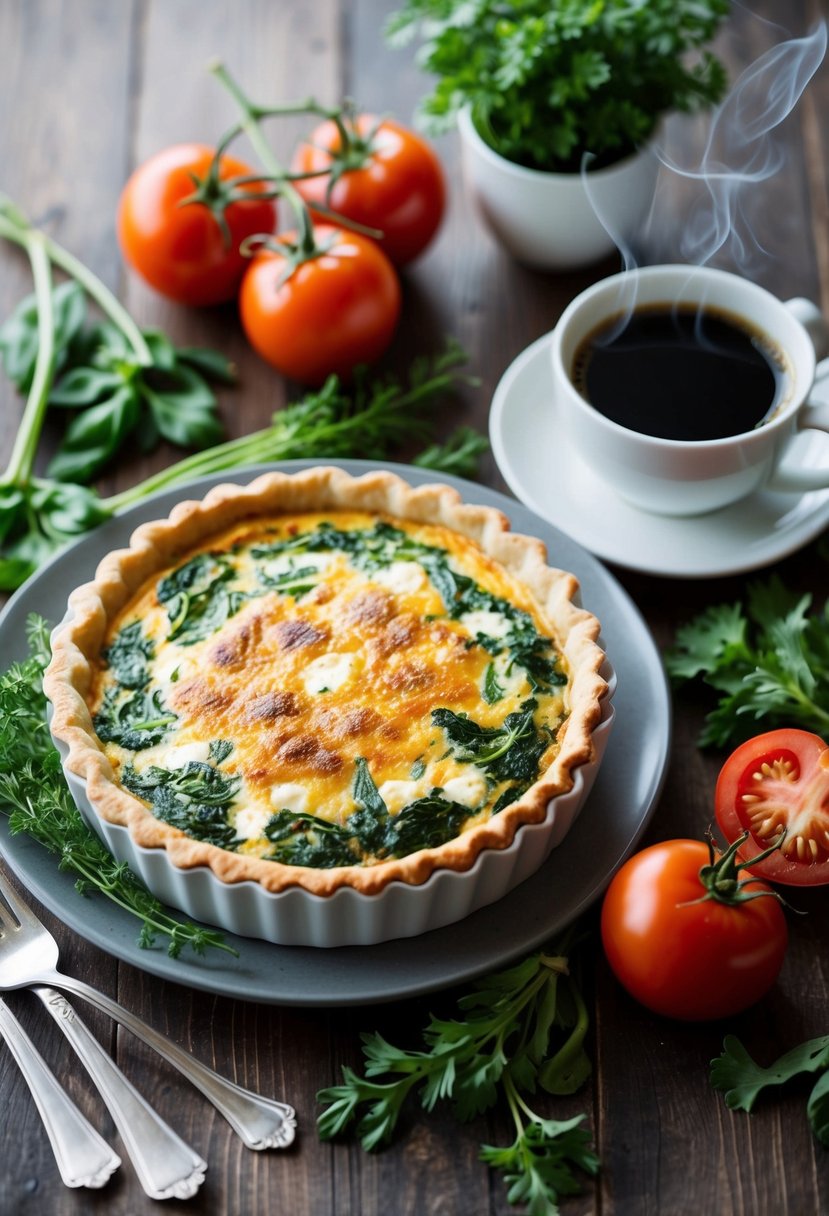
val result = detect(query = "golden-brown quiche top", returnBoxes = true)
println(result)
[45,468,608,895]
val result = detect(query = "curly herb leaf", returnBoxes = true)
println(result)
[385,0,728,172]
[665,576,829,747]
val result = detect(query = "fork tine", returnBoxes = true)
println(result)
[0,863,40,931]
[0,887,20,932]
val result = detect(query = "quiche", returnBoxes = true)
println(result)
[46,468,608,896]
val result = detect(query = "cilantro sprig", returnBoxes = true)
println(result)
[711,1033,829,1147]
[0,616,235,958]
[664,575,829,747]
[317,941,599,1216]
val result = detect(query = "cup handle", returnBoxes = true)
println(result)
[767,355,829,493]
[784,297,829,358]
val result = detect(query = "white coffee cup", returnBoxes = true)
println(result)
[550,264,829,515]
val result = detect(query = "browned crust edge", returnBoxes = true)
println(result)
[44,467,608,896]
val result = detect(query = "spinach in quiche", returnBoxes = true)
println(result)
[121,758,242,850]
[263,758,472,867]
[157,552,251,645]
[93,513,573,869]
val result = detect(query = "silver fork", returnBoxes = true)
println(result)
[0,867,297,1151]
[0,995,120,1189]
[28,985,207,1199]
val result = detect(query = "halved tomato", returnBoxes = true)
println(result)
[715,728,829,885]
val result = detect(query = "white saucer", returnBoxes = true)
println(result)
[489,332,829,578]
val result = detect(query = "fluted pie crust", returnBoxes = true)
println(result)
[45,468,608,896]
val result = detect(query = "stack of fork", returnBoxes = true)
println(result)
[0,864,296,1198]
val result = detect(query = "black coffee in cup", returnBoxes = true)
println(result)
[571,305,788,441]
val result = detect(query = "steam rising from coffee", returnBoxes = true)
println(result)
[579,17,827,351]
[663,21,827,271]
[583,17,827,274]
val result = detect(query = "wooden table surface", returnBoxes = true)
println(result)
[1,2,829,1213]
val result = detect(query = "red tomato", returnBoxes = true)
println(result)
[715,728,829,886]
[117,143,276,306]
[238,225,401,385]
[601,839,788,1021]
[292,116,445,266]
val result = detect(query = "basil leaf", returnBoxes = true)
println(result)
[142,330,177,371]
[49,366,126,408]
[47,387,140,483]
[177,345,237,385]
[0,281,86,391]
[0,556,36,591]
[140,363,224,449]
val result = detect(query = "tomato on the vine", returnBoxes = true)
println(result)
[238,225,401,385]
[715,728,829,886]
[601,838,788,1021]
[117,143,276,306]
[291,115,446,266]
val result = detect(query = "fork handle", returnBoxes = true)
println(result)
[42,973,296,1150]
[31,986,207,1199]
[0,997,120,1189]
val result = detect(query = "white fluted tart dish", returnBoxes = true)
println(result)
[45,467,613,946]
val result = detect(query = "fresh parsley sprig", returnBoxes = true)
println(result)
[711,1033,829,1147]
[664,575,829,747]
[0,616,235,958]
[386,0,728,172]
[317,942,599,1216]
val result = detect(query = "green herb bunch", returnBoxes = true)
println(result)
[0,617,234,957]
[386,0,729,172]
[318,941,599,1215]
[664,574,829,747]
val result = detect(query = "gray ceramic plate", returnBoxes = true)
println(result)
[0,461,671,1006]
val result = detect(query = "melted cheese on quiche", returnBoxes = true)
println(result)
[90,511,571,868]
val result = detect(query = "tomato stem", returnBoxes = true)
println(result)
[681,830,791,909]
[209,60,318,256]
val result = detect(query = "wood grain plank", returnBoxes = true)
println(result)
[0,2,135,1210]
[3,0,829,1213]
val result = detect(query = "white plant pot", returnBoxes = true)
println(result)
[457,107,659,270]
